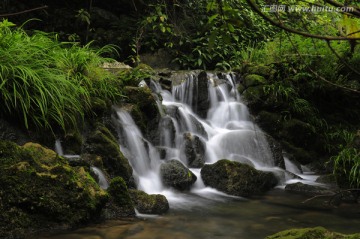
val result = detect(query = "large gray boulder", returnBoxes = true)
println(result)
[201,159,278,197]
[160,159,197,191]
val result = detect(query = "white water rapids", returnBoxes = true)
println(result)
[111,72,317,207]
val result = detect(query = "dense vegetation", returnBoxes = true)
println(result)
[1,0,359,194]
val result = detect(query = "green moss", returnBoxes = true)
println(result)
[129,189,169,214]
[246,65,275,78]
[201,159,278,197]
[63,130,83,155]
[84,123,133,184]
[108,177,133,208]
[243,74,266,88]
[0,140,108,238]
[265,227,360,239]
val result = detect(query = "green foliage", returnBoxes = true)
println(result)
[0,20,122,132]
[332,147,360,188]
[116,64,155,87]
[132,0,274,70]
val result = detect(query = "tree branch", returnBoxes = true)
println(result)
[0,5,48,17]
[326,40,360,76]
[244,0,360,41]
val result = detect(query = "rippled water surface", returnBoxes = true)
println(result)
[39,189,360,239]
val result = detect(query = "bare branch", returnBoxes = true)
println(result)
[245,0,360,41]
[0,5,48,18]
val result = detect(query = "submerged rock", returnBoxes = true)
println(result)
[129,189,169,214]
[160,159,197,191]
[0,141,108,238]
[265,226,360,239]
[201,159,278,197]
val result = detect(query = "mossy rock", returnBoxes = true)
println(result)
[246,65,275,78]
[0,140,108,238]
[84,123,133,186]
[256,111,283,136]
[123,86,157,113]
[281,141,316,165]
[62,130,83,155]
[242,85,267,111]
[201,159,278,197]
[280,119,316,148]
[129,189,169,214]
[243,74,266,88]
[265,226,360,239]
[123,86,160,144]
[160,159,197,191]
[108,177,134,209]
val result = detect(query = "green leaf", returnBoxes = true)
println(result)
[208,14,219,24]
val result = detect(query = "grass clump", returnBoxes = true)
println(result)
[0,19,123,132]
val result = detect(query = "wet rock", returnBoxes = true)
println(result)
[83,123,134,186]
[159,116,176,147]
[201,159,278,197]
[172,107,208,139]
[0,119,29,145]
[281,141,316,165]
[285,182,332,196]
[265,134,285,169]
[159,77,172,91]
[160,159,197,191]
[129,189,169,214]
[181,132,206,168]
[123,86,161,145]
[315,174,338,188]
[196,71,210,118]
[0,141,108,238]
[265,226,360,239]
[105,177,135,218]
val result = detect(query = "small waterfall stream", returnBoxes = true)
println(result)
[113,71,292,206]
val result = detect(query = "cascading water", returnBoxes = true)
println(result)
[113,71,284,206]
[91,166,109,190]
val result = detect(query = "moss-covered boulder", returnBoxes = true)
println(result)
[0,141,108,238]
[160,159,197,191]
[129,189,169,214]
[243,74,266,88]
[83,123,133,186]
[104,177,135,218]
[201,159,278,197]
[265,227,360,239]
[246,65,275,78]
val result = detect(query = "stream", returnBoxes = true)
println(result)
[45,71,359,238]
[39,189,360,239]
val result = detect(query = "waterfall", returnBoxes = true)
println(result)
[54,139,64,156]
[113,72,280,203]
[114,108,164,194]
[91,166,109,190]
